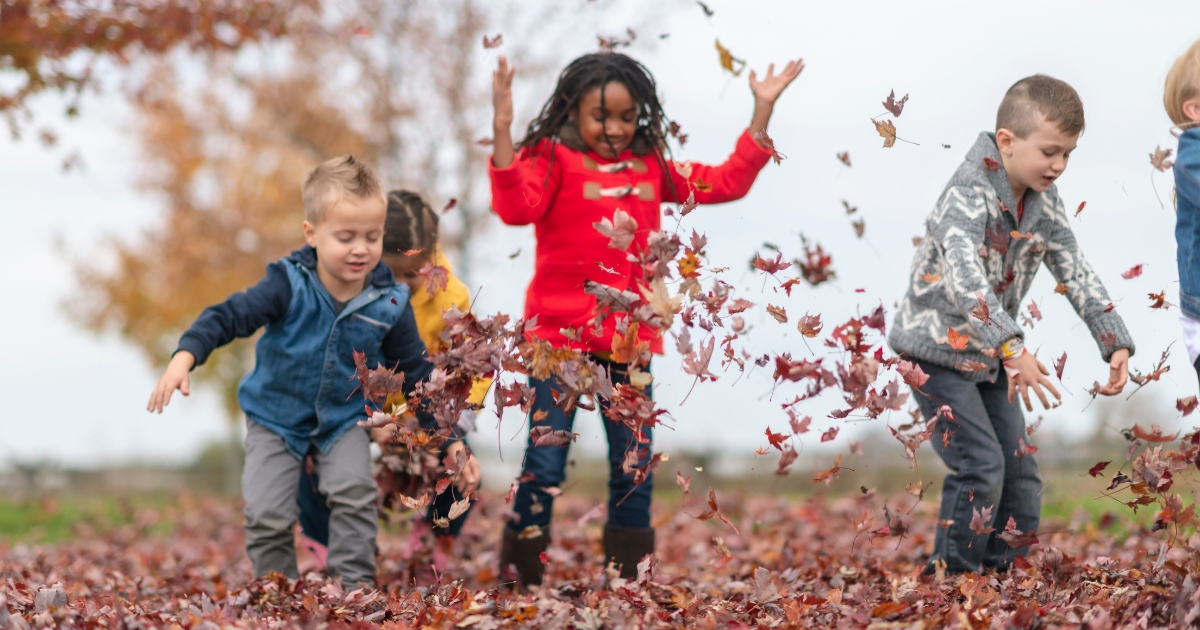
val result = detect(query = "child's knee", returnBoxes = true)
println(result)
[318,472,378,511]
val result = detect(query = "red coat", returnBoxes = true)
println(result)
[489,129,773,355]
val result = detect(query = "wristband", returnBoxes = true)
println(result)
[1000,337,1025,359]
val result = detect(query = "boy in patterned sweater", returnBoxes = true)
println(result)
[888,75,1135,574]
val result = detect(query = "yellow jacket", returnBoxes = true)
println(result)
[386,251,492,412]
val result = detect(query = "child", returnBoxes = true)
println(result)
[488,51,802,586]
[296,190,489,571]
[888,75,1134,575]
[1164,40,1200,385]
[147,156,442,587]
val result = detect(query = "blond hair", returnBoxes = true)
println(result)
[1165,39,1200,127]
[996,75,1085,138]
[301,155,385,222]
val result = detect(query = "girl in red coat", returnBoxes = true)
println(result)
[489,51,802,588]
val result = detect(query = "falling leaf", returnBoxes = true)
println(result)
[1150,146,1175,172]
[873,119,897,148]
[957,360,989,372]
[1149,291,1170,309]
[789,413,811,434]
[766,304,788,323]
[983,157,1002,170]
[797,313,823,338]
[417,262,450,295]
[697,0,714,16]
[1053,352,1067,380]
[941,328,968,351]
[882,90,909,117]
[593,209,638,251]
[837,151,852,167]
[508,249,521,259]
[1178,396,1198,417]
[447,497,471,521]
[1088,461,1110,477]
[971,290,990,324]
[969,505,996,535]
[896,360,929,389]
[714,40,745,76]
[482,33,503,48]
[754,130,786,165]
[1054,282,1068,295]
[821,426,839,442]
[921,272,941,283]
[676,471,691,494]
[1075,201,1086,217]
[851,218,866,238]
[812,454,844,485]
[1130,424,1180,443]
[1121,264,1144,280]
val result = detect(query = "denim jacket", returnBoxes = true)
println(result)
[176,246,435,459]
[1176,128,1200,320]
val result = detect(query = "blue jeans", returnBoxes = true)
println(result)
[910,360,1042,574]
[509,357,655,532]
[297,442,474,543]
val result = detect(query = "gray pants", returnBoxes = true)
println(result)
[242,420,378,585]
[910,360,1042,574]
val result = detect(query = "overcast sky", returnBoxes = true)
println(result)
[3,0,1199,473]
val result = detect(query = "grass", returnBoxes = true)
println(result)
[0,494,179,544]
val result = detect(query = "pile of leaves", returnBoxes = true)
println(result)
[4,491,1199,628]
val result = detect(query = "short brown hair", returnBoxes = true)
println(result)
[301,154,385,222]
[1164,38,1200,127]
[996,75,1085,138]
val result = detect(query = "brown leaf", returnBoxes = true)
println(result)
[797,312,823,338]
[969,505,996,535]
[766,304,788,323]
[482,33,503,48]
[1151,145,1175,172]
[1178,396,1198,417]
[592,209,638,251]
[837,151,851,167]
[882,90,909,117]
[714,39,745,76]
[873,119,897,148]
[1121,264,1144,279]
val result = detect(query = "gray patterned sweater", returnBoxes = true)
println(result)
[888,132,1135,382]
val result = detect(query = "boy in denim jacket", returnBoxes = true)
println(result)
[1165,40,1200,384]
[147,155,443,586]
[889,76,1134,574]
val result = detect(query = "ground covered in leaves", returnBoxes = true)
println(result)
[3,490,1198,629]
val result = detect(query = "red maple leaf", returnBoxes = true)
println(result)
[753,251,792,276]
[820,426,839,442]
[765,427,789,451]
[1121,264,1144,280]
[417,262,450,295]
[1178,396,1198,417]
[882,90,909,117]
[969,505,996,535]
[1088,461,1110,477]
[971,290,990,324]
[942,328,968,351]
[1053,352,1067,380]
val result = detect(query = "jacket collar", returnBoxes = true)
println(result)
[287,245,396,288]
[968,132,1047,228]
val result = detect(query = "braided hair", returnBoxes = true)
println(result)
[519,53,677,198]
[383,190,439,257]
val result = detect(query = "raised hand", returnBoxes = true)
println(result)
[749,58,805,107]
[492,56,517,168]
[748,57,804,138]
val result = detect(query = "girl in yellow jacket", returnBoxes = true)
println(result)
[297,190,490,570]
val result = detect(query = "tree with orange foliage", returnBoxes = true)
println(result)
[0,0,297,139]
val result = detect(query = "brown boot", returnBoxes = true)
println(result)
[603,525,655,579]
[499,526,550,589]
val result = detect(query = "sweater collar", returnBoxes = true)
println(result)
[968,132,1048,226]
[287,245,396,288]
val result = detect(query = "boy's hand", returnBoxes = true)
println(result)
[1096,348,1130,396]
[748,58,804,136]
[148,351,195,413]
[446,441,481,494]
[1005,351,1062,411]
[492,56,516,169]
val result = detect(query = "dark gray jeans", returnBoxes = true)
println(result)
[242,420,378,585]
[910,360,1042,574]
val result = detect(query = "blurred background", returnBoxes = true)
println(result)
[2,0,1198,519]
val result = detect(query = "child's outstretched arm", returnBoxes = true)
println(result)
[146,261,291,413]
[748,58,805,138]
[491,55,516,169]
